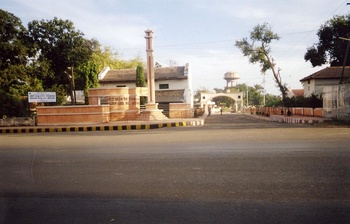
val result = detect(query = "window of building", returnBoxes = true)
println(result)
[117,85,126,87]
[307,80,310,84]
[159,84,169,89]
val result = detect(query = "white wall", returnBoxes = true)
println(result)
[302,80,316,97]
[98,64,193,107]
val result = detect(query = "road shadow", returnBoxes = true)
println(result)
[1,191,348,224]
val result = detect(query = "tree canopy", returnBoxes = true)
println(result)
[0,9,143,116]
[235,23,288,105]
[304,14,350,67]
[0,9,39,116]
[27,17,96,104]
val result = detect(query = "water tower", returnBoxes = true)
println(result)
[224,71,240,87]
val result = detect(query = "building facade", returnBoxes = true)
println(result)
[300,66,350,97]
[98,64,193,112]
[300,66,350,120]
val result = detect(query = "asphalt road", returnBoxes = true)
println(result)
[0,114,349,223]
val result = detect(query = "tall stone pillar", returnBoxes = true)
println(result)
[137,29,168,121]
[145,29,156,104]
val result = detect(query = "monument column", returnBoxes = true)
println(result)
[145,29,156,104]
[137,29,168,120]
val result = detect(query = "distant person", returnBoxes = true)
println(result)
[220,108,223,115]
[208,107,211,116]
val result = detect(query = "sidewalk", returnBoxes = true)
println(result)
[0,118,205,134]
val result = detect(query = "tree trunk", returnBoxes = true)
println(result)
[264,52,287,105]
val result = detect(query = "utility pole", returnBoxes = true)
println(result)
[67,66,76,105]
[339,37,350,84]
[246,89,249,107]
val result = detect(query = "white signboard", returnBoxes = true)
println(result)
[28,92,56,103]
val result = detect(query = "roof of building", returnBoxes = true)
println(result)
[100,66,187,83]
[300,66,350,81]
[292,89,304,96]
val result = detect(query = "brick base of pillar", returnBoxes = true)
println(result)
[137,103,168,121]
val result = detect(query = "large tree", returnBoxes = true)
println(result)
[28,17,94,104]
[0,9,42,116]
[305,14,350,67]
[235,23,288,105]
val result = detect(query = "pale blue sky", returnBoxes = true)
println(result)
[2,0,350,94]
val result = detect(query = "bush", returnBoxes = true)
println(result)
[282,94,323,108]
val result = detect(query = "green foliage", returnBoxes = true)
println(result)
[136,64,146,87]
[305,14,350,67]
[91,44,143,72]
[235,23,279,73]
[0,9,43,116]
[226,84,264,106]
[212,96,236,108]
[75,61,99,103]
[27,17,94,103]
[284,94,323,108]
[0,9,144,116]
[265,94,282,107]
[235,23,288,105]
[0,9,30,70]
[136,64,147,105]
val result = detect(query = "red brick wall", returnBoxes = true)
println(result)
[169,103,192,118]
[254,107,324,118]
[37,105,110,125]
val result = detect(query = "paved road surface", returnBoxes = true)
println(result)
[0,114,349,223]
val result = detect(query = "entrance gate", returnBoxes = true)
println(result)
[200,92,243,114]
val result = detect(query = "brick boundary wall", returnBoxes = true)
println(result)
[169,103,193,118]
[245,107,324,118]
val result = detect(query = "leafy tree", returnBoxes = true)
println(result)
[0,9,41,116]
[136,64,147,105]
[249,85,264,106]
[305,14,350,67]
[235,23,288,105]
[265,94,282,107]
[0,9,31,70]
[136,64,146,87]
[28,17,94,104]
[91,44,142,72]
[75,60,99,104]
[226,84,264,106]
[284,94,323,108]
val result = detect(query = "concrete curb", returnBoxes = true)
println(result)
[244,113,327,124]
[0,119,205,134]
[269,115,326,124]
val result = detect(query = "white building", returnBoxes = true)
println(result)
[300,66,350,120]
[97,64,193,114]
[300,66,350,97]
